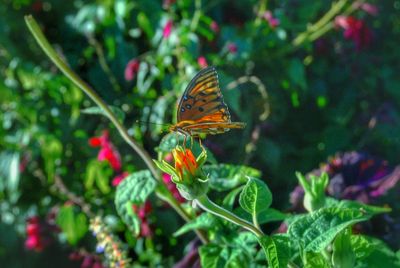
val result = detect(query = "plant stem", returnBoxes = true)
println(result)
[24,15,209,244]
[196,195,264,237]
[292,0,348,47]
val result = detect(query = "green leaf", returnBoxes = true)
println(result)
[115,170,156,236]
[56,205,88,246]
[239,177,272,223]
[174,213,219,237]
[203,164,261,191]
[81,105,125,122]
[352,236,400,267]
[304,252,330,268]
[0,151,21,203]
[39,135,62,183]
[84,160,112,194]
[222,187,244,210]
[199,244,225,268]
[288,207,371,252]
[288,58,307,90]
[137,12,154,39]
[338,200,391,215]
[258,235,290,268]
[332,228,355,268]
[258,208,288,224]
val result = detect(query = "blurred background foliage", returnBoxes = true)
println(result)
[1,0,400,267]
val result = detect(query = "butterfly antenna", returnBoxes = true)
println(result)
[135,120,171,131]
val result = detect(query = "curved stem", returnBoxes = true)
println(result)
[24,15,209,244]
[196,195,264,237]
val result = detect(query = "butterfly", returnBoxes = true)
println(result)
[169,66,245,140]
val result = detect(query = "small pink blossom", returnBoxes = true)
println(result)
[124,59,140,81]
[112,172,129,187]
[210,21,219,33]
[163,20,173,39]
[89,131,122,172]
[227,42,237,54]
[263,11,280,28]
[353,1,378,16]
[197,56,208,68]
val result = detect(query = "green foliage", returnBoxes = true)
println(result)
[203,164,261,191]
[2,0,400,266]
[239,177,272,225]
[56,205,88,246]
[115,170,156,236]
[258,235,290,268]
[288,206,384,252]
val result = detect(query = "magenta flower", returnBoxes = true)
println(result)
[124,59,140,81]
[210,21,219,33]
[25,215,58,252]
[263,11,280,28]
[197,56,208,68]
[112,172,129,187]
[89,131,122,172]
[335,16,372,50]
[227,42,237,54]
[132,201,153,237]
[163,173,185,203]
[163,20,173,39]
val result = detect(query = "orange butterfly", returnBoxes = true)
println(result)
[169,66,245,140]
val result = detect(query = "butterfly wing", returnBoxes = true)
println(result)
[177,66,230,123]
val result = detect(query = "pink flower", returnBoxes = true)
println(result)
[25,215,56,252]
[89,131,122,172]
[227,42,237,54]
[263,11,280,28]
[335,16,372,50]
[210,21,219,33]
[132,201,153,237]
[163,173,185,203]
[124,59,140,81]
[197,56,208,68]
[112,172,129,187]
[353,1,378,16]
[163,20,173,39]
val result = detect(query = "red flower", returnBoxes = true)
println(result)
[163,20,173,39]
[124,59,140,81]
[112,172,129,187]
[89,131,122,172]
[335,16,372,50]
[197,56,208,68]
[25,216,56,252]
[263,11,280,28]
[132,201,153,237]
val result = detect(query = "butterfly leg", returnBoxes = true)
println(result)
[183,135,187,149]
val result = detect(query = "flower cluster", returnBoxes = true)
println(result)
[90,217,130,268]
[89,131,121,172]
[25,215,58,251]
[335,16,373,50]
[263,10,280,28]
[89,131,131,188]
